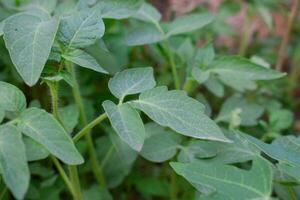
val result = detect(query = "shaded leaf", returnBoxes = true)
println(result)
[18,108,84,165]
[167,13,214,37]
[98,0,143,19]
[0,81,26,114]
[103,101,145,151]
[171,157,273,200]
[125,24,166,46]
[0,125,29,199]
[140,123,181,162]
[23,136,49,161]
[58,104,79,134]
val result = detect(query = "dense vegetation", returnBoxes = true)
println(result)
[0,0,299,199]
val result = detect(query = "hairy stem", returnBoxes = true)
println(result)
[66,62,106,187]
[48,81,81,199]
[276,0,300,71]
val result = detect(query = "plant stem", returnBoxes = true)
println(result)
[0,187,7,200]
[276,0,300,71]
[51,156,75,197]
[238,3,253,56]
[68,166,81,200]
[154,22,180,90]
[73,113,108,142]
[47,81,82,200]
[286,186,297,200]
[166,40,180,90]
[66,62,106,187]
[170,170,177,200]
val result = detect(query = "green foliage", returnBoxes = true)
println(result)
[0,0,295,199]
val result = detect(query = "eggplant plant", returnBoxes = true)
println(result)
[0,0,298,200]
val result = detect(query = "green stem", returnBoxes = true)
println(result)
[66,62,106,187]
[68,166,81,200]
[0,187,7,200]
[73,113,108,142]
[286,186,297,200]
[170,170,178,200]
[48,81,82,199]
[166,40,180,90]
[51,156,75,197]
[154,22,180,90]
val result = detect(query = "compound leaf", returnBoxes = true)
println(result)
[130,87,230,142]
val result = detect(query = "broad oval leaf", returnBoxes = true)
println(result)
[62,49,108,74]
[108,67,156,99]
[0,81,26,114]
[0,125,29,200]
[0,106,4,123]
[130,87,230,142]
[133,2,161,23]
[103,100,145,151]
[98,0,143,19]
[58,8,104,49]
[277,163,300,183]
[167,13,214,37]
[3,11,59,86]
[171,157,273,200]
[140,123,181,162]
[58,104,79,134]
[125,24,166,46]
[23,136,49,161]
[18,108,84,165]
[211,56,286,80]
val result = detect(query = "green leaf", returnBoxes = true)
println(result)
[0,106,4,123]
[58,8,104,49]
[103,101,145,151]
[140,123,181,162]
[108,67,156,99]
[130,87,230,142]
[23,0,58,13]
[125,24,166,46]
[204,75,224,97]
[243,134,300,166]
[98,0,143,19]
[58,104,79,134]
[211,56,286,80]
[0,125,29,200]
[62,49,108,74]
[178,129,259,164]
[194,42,215,67]
[166,13,214,37]
[277,163,300,182]
[171,157,273,200]
[133,2,161,23]
[269,109,293,131]
[216,95,264,126]
[18,108,84,165]
[218,75,257,92]
[0,81,26,114]
[192,67,210,84]
[96,128,137,188]
[83,185,112,200]
[0,20,4,36]
[23,136,49,161]
[3,11,59,86]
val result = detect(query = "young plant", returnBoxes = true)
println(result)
[0,0,298,200]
